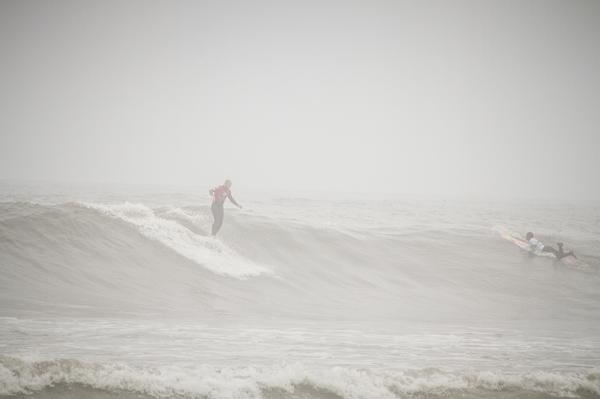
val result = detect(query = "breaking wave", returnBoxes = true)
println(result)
[2,356,599,399]
[1,200,599,321]
[81,202,270,278]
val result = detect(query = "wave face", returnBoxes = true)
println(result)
[1,191,600,399]
[1,198,599,323]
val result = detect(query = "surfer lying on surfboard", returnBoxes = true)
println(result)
[515,232,576,259]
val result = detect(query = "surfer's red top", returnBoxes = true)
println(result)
[211,185,231,204]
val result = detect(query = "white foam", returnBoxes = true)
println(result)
[1,357,599,399]
[80,202,271,279]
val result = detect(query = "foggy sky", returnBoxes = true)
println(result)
[1,0,599,200]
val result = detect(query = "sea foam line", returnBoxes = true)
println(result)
[1,356,599,399]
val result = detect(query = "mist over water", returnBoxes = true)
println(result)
[1,0,600,201]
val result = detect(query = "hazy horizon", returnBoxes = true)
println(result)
[1,0,599,201]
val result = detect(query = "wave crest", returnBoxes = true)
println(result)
[80,202,271,278]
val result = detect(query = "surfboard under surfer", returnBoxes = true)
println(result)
[209,179,242,236]
[516,232,576,259]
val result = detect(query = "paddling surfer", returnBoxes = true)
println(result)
[517,232,576,259]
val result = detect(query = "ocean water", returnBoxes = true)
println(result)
[1,183,600,399]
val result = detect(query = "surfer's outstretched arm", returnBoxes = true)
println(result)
[228,194,242,208]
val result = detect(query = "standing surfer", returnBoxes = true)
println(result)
[209,179,242,236]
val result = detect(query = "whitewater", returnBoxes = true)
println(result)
[1,184,600,399]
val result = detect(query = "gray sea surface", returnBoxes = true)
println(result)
[1,183,599,398]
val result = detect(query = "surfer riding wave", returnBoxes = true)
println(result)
[208,179,242,236]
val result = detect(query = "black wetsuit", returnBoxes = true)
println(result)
[211,201,224,236]
[209,184,240,236]
[543,245,575,260]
